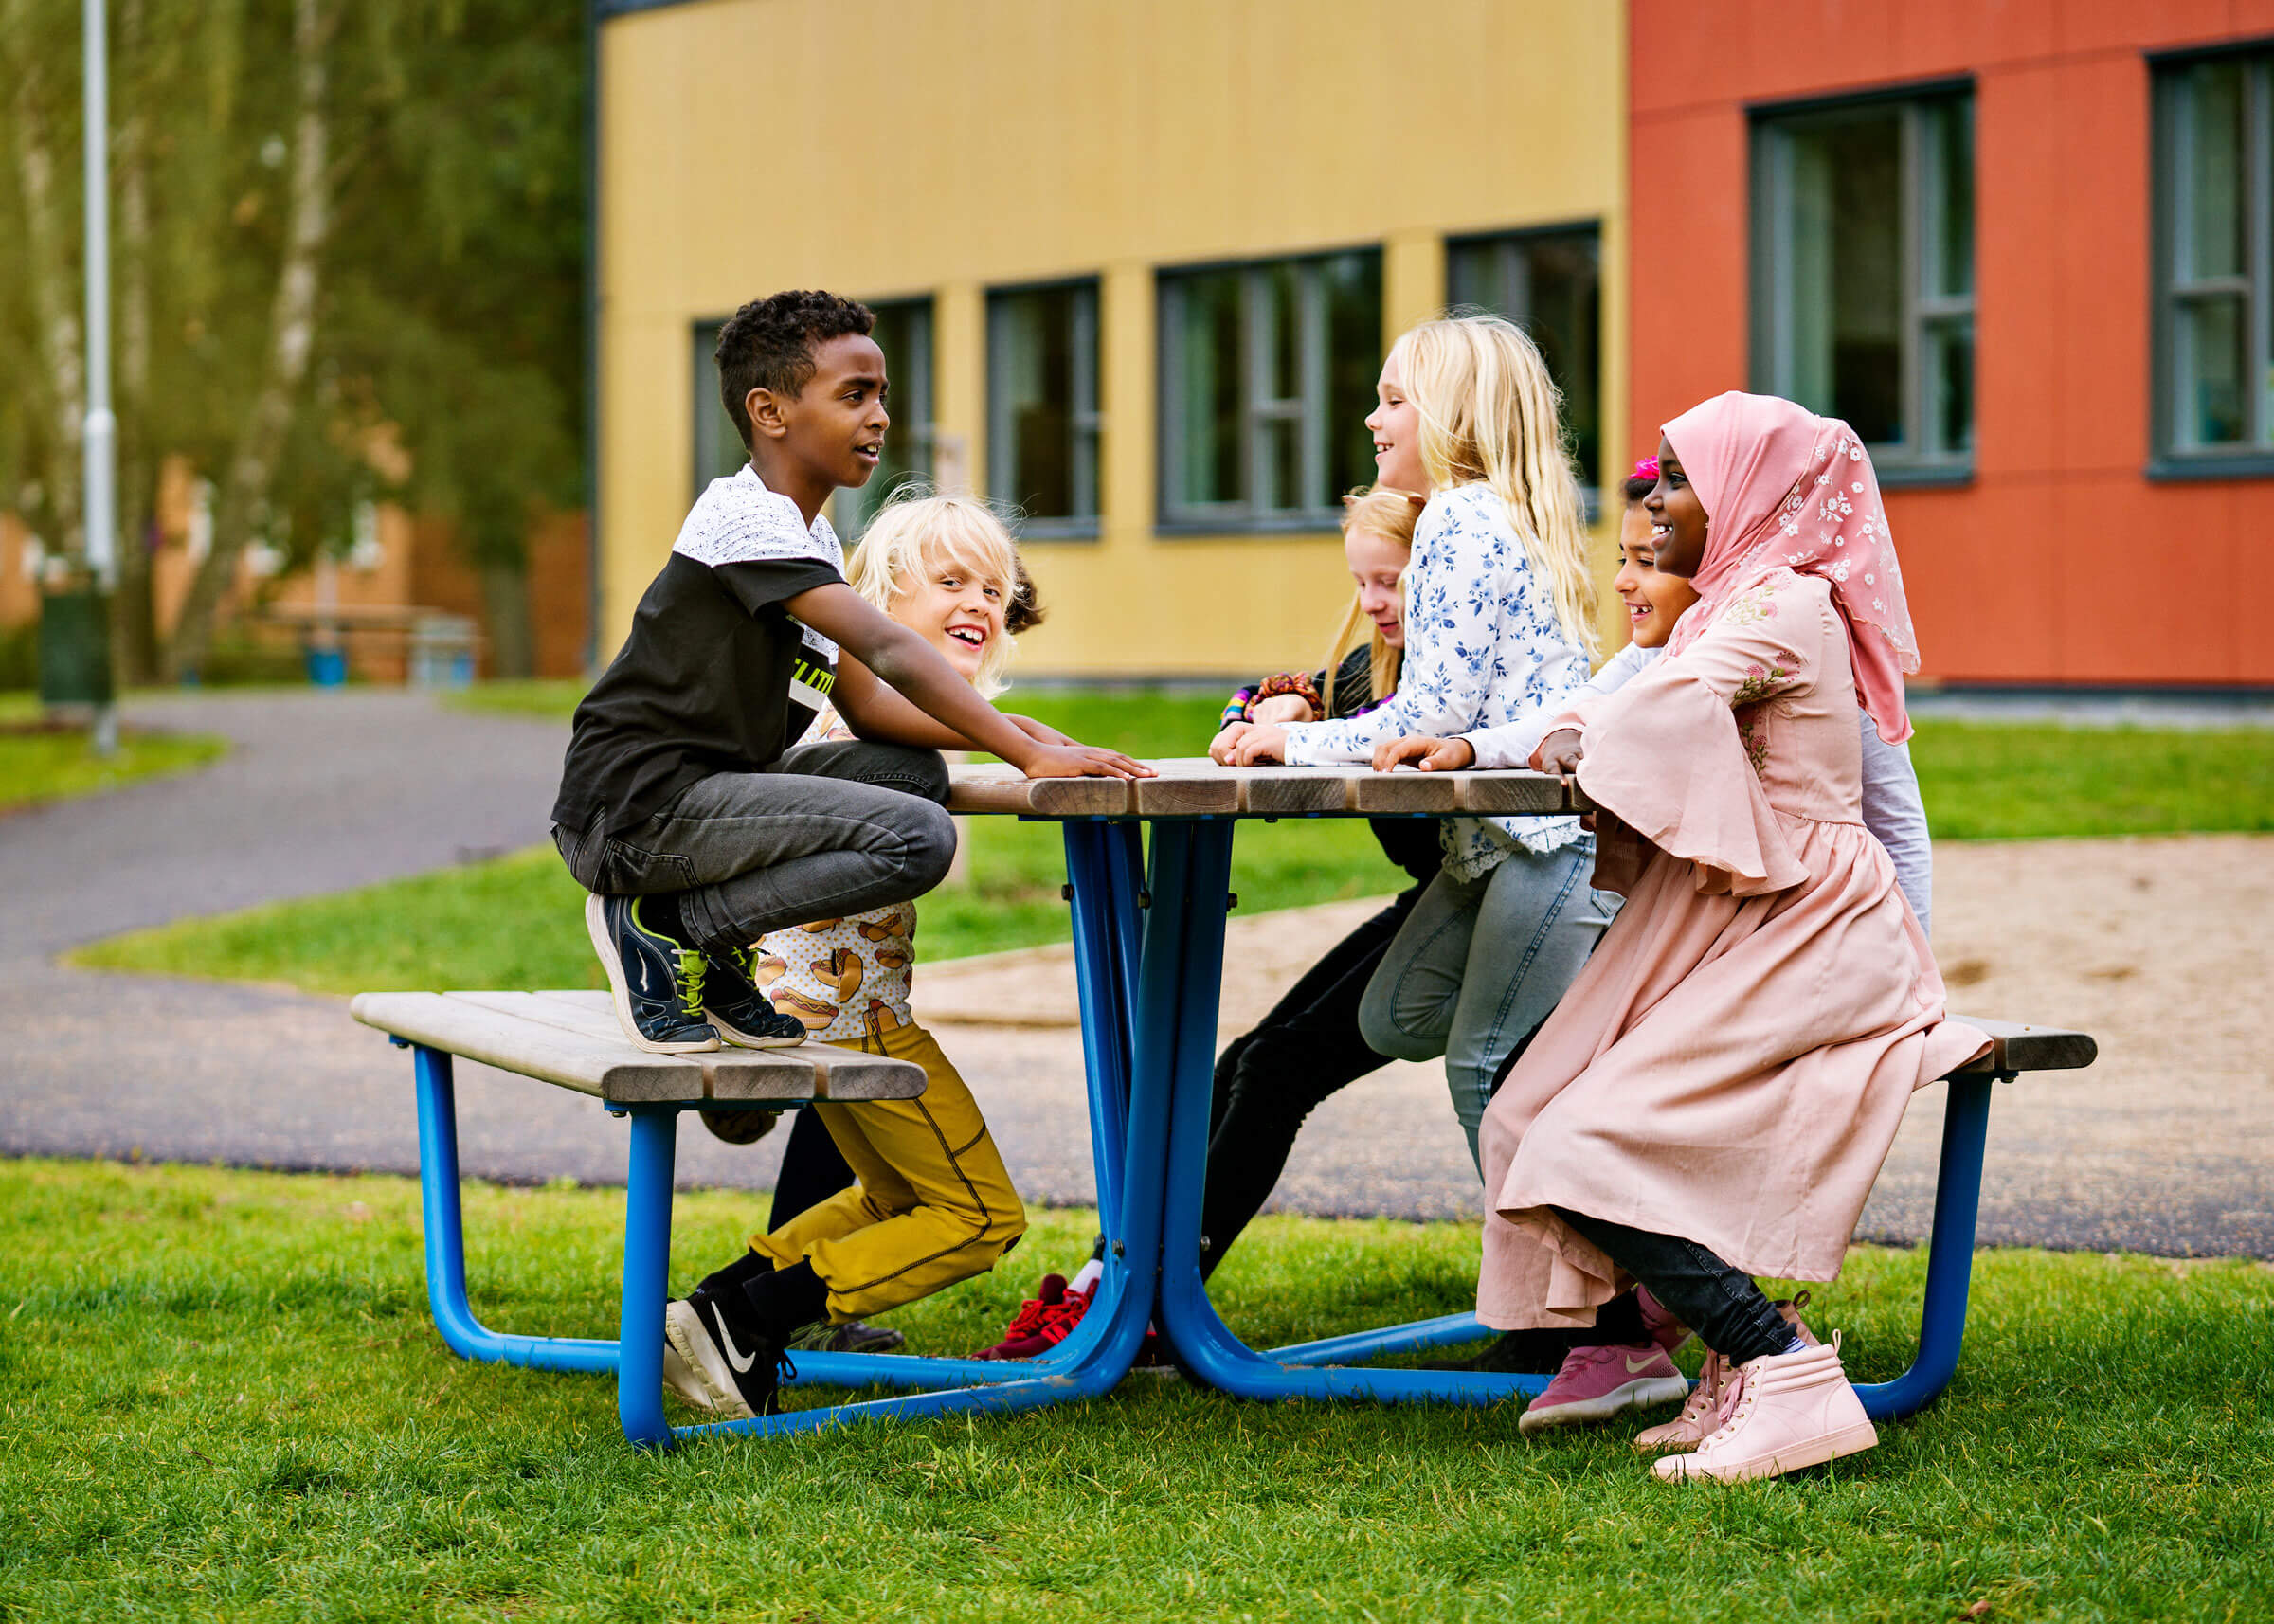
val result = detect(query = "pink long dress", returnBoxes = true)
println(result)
[1475,567,1989,1331]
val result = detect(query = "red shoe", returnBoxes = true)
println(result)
[971,1274,1068,1360]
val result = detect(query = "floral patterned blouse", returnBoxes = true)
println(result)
[749,707,918,1043]
[1280,482,1591,878]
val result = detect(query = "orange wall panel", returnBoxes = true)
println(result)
[1631,0,2274,686]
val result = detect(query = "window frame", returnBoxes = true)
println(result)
[1444,220,1604,515]
[984,276,1104,540]
[838,295,937,540]
[690,318,748,503]
[1749,80,1977,487]
[2150,45,2274,479]
[1155,247,1383,535]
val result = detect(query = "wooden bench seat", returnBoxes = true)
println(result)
[350,988,928,1105]
[1942,1016,2098,1076]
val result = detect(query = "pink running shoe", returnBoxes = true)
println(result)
[971,1274,1067,1361]
[1518,1340,1689,1435]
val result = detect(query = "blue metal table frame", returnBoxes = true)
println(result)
[397,808,2015,1446]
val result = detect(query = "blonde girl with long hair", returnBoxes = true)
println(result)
[974,486,1447,1361]
[1218,314,1616,1188]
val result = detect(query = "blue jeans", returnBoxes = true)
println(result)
[1357,839,1621,1172]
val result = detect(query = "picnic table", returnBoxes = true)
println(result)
[354,757,2095,1448]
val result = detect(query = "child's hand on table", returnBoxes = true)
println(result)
[1372,734,1474,772]
[1224,722,1290,765]
[1020,744,1155,780]
[1534,728,1584,778]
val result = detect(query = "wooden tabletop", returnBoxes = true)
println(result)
[946,757,1593,820]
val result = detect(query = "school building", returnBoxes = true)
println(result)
[595,0,2274,690]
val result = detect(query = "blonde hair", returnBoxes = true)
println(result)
[1319,485,1420,716]
[846,491,1028,697]
[1392,314,1600,659]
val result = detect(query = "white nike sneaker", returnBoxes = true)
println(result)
[661,1336,717,1412]
[661,1290,791,1420]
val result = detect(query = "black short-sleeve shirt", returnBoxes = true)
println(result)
[552,468,847,840]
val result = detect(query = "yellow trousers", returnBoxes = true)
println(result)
[749,1021,1026,1322]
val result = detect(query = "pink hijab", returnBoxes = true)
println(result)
[1662,391,1920,744]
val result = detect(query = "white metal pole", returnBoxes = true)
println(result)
[83,0,118,751]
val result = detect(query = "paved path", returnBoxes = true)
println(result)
[3,691,2266,1258]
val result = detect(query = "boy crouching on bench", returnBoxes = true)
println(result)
[550,289,1146,1416]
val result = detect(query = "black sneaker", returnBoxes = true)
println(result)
[793,1318,907,1354]
[662,1282,796,1420]
[701,944,810,1049]
[585,893,719,1054]
[1423,1329,1583,1375]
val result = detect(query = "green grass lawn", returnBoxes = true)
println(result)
[5,1156,2268,1622]
[65,686,2274,998]
[0,720,228,816]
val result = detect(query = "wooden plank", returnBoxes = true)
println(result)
[1130,756,1240,816]
[513,991,928,1102]
[1943,1016,2098,1075]
[1240,768,1358,816]
[351,991,698,1100]
[946,764,1129,817]
[1351,768,1461,815]
[1454,771,1579,816]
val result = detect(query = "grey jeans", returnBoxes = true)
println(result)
[552,739,957,952]
[1357,838,1621,1171]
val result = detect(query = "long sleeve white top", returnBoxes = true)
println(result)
[1281,483,1591,878]
[1458,642,1934,933]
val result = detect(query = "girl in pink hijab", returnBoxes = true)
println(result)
[1471,391,1989,1484]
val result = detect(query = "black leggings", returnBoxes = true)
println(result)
[768,1108,857,1230]
[1195,887,1420,1275]
[1552,1206,1796,1366]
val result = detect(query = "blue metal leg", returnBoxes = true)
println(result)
[1147,824,1544,1405]
[780,821,1148,1395]
[618,1107,678,1449]
[410,1045,617,1373]
[676,828,1171,1441]
[1854,1073,2000,1421]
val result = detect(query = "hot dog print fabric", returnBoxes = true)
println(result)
[753,905,916,1042]
[750,704,921,1041]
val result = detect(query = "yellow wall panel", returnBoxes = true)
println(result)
[599,0,1626,677]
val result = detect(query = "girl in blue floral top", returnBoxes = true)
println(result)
[1218,315,1615,1172]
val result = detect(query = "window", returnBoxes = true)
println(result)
[2155,53,2274,463]
[1446,226,1602,493]
[691,319,748,500]
[1157,249,1382,529]
[840,297,935,537]
[987,280,1101,533]
[1752,89,1975,475]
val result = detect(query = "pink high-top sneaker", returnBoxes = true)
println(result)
[1651,1332,1878,1484]
[1633,1293,1817,1455]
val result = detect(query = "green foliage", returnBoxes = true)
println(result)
[0,724,226,813]
[4,1156,2271,1621]
[0,0,585,666]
